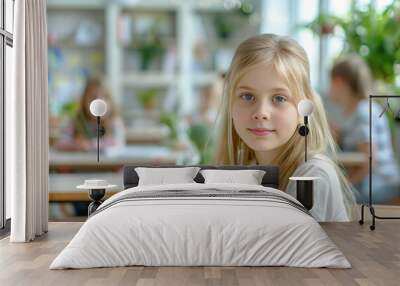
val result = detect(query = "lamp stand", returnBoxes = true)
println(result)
[96,116,100,162]
[359,95,400,230]
[298,116,309,163]
[304,116,308,162]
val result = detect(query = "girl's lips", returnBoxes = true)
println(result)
[247,128,275,136]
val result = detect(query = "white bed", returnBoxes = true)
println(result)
[50,182,351,269]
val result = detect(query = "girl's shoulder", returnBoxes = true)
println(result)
[286,154,341,203]
[290,155,345,207]
[290,155,350,222]
[293,154,339,183]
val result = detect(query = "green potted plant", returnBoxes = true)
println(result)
[214,0,255,39]
[187,123,214,164]
[159,112,179,146]
[304,1,400,86]
[135,21,165,70]
[137,88,159,111]
[61,100,79,118]
[304,1,400,151]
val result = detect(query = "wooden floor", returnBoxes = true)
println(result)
[1,206,400,286]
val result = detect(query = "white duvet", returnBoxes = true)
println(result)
[50,183,351,269]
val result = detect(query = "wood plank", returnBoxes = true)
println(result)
[48,191,118,202]
[1,207,400,286]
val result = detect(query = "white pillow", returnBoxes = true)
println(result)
[135,167,201,186]
[200,169,266,185]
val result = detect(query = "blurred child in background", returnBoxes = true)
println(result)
[329,55,400,203]
[55,77,125,152]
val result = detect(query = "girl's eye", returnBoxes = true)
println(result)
[272,95,287,104]
[239,93,255,102]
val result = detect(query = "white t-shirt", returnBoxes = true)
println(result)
[286,155,350,222]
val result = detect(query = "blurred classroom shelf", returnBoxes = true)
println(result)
[47,0,271,139]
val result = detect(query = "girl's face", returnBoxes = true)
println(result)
[231,63,299,153]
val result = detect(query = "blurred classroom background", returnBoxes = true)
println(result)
[47,0,400,220]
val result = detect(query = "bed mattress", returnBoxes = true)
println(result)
[50,183,350,269]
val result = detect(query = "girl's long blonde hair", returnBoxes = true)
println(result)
[214,34,356,220]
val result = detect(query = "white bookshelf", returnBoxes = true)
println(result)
[47,0,270,122]
[121,73,177,86]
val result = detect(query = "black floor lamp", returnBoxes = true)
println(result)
[78,99,112,216]
[359,95,400,230]
[292,99,317,210]
[89,99,107,162]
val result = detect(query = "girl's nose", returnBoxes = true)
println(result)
[252,103,272,120]
[253,114,269,120]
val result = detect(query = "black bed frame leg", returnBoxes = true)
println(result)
[370,206,376,231]
[359,204,364,225]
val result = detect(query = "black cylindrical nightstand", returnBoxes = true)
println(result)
[289,177,319,210]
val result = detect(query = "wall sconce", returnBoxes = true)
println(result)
[89,99,107,162]
[297,99,314,162]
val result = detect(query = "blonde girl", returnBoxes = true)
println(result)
[215,34,356,222]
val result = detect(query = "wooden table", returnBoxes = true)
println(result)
[49,144,199,202]
[49,144,200,171]
[49,172,123,202]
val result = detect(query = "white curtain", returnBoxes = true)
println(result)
[7,0,48,242]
